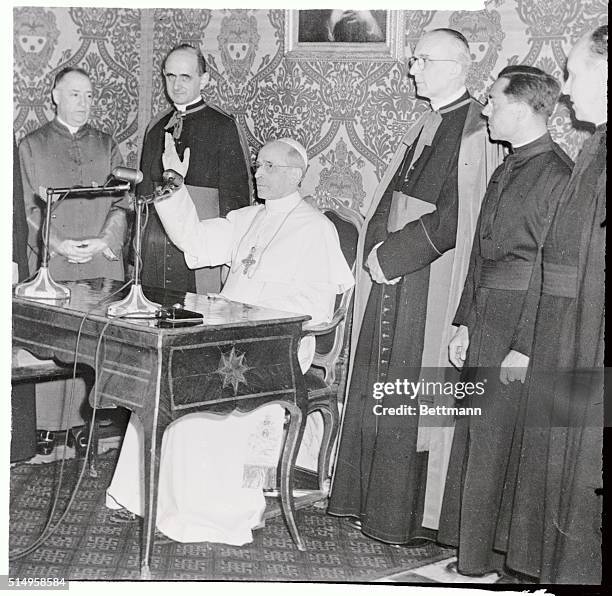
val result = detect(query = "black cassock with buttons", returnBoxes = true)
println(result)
[329,94,473,544]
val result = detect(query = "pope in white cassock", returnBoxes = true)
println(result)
[106,135,354,545]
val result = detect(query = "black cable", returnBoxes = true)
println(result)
[10,187,164,558]
[9,279,132,560]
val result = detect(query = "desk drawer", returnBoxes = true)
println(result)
[169,334,299,409]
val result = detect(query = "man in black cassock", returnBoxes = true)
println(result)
[328,29,500,544]
[139,43,251,294]
[501,26,606,584]
[438,66,572,578]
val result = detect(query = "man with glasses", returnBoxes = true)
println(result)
[138,43,251,295]
[106,136,353,545]
[329,28,501,546]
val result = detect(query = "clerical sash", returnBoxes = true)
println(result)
[186,184,223,294]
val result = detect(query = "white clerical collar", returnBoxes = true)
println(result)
[513,130,547,148]
[174,96,203,112]
[430,87,468,111]
[264,191,302,213]
[56,116,81,135]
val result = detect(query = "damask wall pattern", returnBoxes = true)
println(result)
[13,6,142,168]
[13,2,607,217]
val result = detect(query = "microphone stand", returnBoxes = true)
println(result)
[14,188,74,301]
[105,194,160,318]
[14,183,134,302]
[106,170,183,318]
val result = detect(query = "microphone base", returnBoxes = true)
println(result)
[14,267,71,302]
[106,284,160,318]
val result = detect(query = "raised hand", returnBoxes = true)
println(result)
[163,132,190,178]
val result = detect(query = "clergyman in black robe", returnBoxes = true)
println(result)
[329,29,500,544]
[502,27,607,584]
[437,66,572,577]
[138,44,251,294]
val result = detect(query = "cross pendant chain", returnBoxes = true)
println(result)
[241,247,257,275]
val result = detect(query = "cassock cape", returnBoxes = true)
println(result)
[329,98,501,543]
[107,188,353,545]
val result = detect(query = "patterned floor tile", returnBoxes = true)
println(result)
[10,451,453,582]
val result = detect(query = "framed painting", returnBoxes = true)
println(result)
[285,9,403,61]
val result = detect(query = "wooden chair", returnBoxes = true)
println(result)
[300,200,363,493]
[263,198,362,523]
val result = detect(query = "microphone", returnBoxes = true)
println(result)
[47,182,131,197]
[111,167,143,185]
[161,169,184,190]
[135,169,184,205]
[47,167,142,198]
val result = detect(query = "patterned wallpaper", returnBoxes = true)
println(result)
[13,2,608,217]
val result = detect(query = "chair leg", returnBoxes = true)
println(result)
[325,400,340,490]
[310,398,339,494]
[315,407,332,493]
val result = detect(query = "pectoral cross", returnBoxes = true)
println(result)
[241,247,257,275]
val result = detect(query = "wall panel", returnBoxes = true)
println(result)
[13,3,607,215]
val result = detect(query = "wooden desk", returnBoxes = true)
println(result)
[12,279,309,578]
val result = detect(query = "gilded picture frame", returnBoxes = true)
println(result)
[285,9,403,61]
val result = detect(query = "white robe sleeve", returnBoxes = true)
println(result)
[296,216,355,294]
[154,186,235,268]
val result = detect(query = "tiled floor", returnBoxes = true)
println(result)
[13,445,529,585]
[10,450,455,582]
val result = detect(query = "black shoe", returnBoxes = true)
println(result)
[36,430,55,456]
[400,537,431,548]
[345,517,362,530]
[445,560,494,578]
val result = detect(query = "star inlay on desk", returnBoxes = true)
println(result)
[216,346,252,394]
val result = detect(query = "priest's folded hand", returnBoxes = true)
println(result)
[163,132,190,177]
[499,350,529,385]
[56,239,93,263]
[75,237,109,257]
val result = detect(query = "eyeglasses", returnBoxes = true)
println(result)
[252,161,299,173]
[407,56,462,70]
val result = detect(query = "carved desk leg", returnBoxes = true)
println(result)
[279,401,306,551]
[139,409,166,580]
